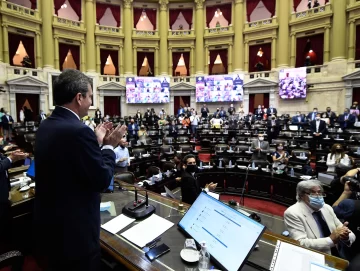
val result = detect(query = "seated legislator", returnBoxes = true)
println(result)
[210,115,223,128]
[284,180,355,256]
[250,134,270,161]
[180,154,217,205]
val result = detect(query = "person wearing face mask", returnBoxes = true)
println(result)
[339,108,356,130]
[201,104,209,118]
[213,108,220,118]
[307,108,319,121]
[351,101,359,110]
[178,105,184,116]
[272,143,289,169]
[267,115,280,144]
[134,110,142,122]
[1,111,14,142]
[219,107,227,118]
[267,105,277,117]
[114,138,130,173]
[322,107,337,126]
[245,112,255,124]
[292,111,305,124]
[228,104,235,115]
[254,105,263,120]
[250,134,270,161]
[310,113,327,149]
[180,154,217,205]
[210,114,223,128]
[127,118,139,141]
[284,180,356,256]
[326,144,350,173]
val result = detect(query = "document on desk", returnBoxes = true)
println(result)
[121,214,174,248]
[269,241,325,271]
[207,191,220,200]
[310,263,340,271]
[101,214,135,234]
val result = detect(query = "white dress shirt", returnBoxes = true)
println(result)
[316,120,320,133]
[114,146,130,166]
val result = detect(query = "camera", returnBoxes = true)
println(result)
[343,176,360,195]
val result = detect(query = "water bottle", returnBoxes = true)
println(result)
[158,138,161,144]
[139,152,142,158]
[180,147,183,152]
[198,242,210,270]
[229,160,232,167]
[301,152,305,158]
[229,146,232,151]
[219,160,222,167]
[319,144,322,150]
[252,161,255,169]
[200,161,203,168]
[357,147,360,154]
[169,146,172,153]
[290,167,295,177]
[337,134,339,139]
[193,137,196,142]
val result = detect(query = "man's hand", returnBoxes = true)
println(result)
[256,147,261,151]
[95,122,114,145]
[343,181,352,197]
[103,125,127,148]
[175,177,181,182]
[205,182,217,191]
[9,151,28,163]
[117,157,127,162]
[339,222,351,240]
[3,145,13,152]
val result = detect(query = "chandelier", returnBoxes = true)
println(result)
[140,10,147,21]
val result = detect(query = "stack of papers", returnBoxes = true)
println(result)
[121,214,174,248]
[101,214,135,234]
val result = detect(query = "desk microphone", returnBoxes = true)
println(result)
[113,181,156,219]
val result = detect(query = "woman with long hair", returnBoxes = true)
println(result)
[326,144,350,172]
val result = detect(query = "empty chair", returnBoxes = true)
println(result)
[177,129,188,135]
[24,133,36,143]
[132,148,146,157]
[160,145,173,153]
[147,166,161,178]
[114,171,136,184]
[147,130,158,136]
[12,123,22,128]
[162,161,176,172]
[138,135,152,145]
[178,144,192,152]
[215,144,229,153]
[163,137,175,145]
[271,139,287,146]
[177,136,189,143]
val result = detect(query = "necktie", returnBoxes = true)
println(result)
[312,211,339,257]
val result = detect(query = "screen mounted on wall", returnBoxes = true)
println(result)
[125,77,170,103]
[195,74,244,103]
[279,67,307,99]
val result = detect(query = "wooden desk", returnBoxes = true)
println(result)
[100,187,348,271]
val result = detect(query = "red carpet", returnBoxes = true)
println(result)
[0,255,42,271]
[220,194,287,217]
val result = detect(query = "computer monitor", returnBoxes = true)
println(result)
[26,159,35,179]
[178,192,265,271]
[317,173,334,186]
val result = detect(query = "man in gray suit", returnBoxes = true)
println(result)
[284,180,355,256]
[250,134,270,161]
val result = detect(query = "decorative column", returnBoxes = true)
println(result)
[85,0,96,72]
[324,26,331,63]
[195,0,205,74]
[54,36,59,70]
[35,31,42,68]
[271,37,277,69]
[277,0,290,67]
[331,0,346,60]
[41,0,54,68]
[133,46,137,75]
[159,0,169,75]
[155,47,159,75]
[228,43,233,73]
[120,91,127,117]
[119,45,123,75]
[244,41,249,72]
[2,24,9,64]
[204,45,209,74]
[123,0,133,75]
[243,89,249,114]
[168,47,172,76]
[170,94,174,115]
[348,20,356,61]
[99,91,105,115]
[0,20,3,62]
[290,33,296,67]
[81,40,86,72]
[190,46,195,76]
[96,43,101,73]
[233,0,244,72]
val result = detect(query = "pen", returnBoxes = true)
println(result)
[145,236,161,247]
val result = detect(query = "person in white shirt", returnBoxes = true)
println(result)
[85,117,96,131]
[38,110,47,123]
[159,108,166,118]
[190,112,199,135]
[210,115,223,128]
[19,109,25,123]
[326,144,351,173]
[114,138,130,173]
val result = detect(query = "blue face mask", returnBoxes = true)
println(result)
[309,196,324,210]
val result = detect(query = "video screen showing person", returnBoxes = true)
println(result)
[126,77,170,103]
[279,68,307,99]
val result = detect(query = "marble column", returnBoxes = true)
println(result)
[120,91,127,117]
[243,90,249,114]
[54,36,59,70]
[228,43,233,73]
[119,45,123,75]
[271,37,277,69]
[0,20,3,62]
[331,0,347,60]
[233,0,244,72]
[41,0,54,68]
[99,92,105,115]
[85,0,96,72]
[190,46,195,76]
[159,0,169,75]
[35,31,42,68]
[168,47,173,76]
[96,43,101,73]
[348,20,356,61]
[204,45,209,74]
[155,47,159,75]
[133,46,137,75]
[123,0,133,74]
[324,26,331,63]
[290,33,296,67]
[345,86,353,109]
[244,41,249,72]
[277,0,289,67]
[170,94,174,116]
[194,0,205,74]
[2,24,9,65]
[81,40,86,72]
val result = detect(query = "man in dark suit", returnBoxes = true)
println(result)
[310,113,327,149]
[338,108,356,130]
[33,69,126,271]
[245,112,256,124]
[250,134,270,161]
[201,104,209,118]
[267,105,277,117]
[127,118,139,140]
[180,154,217,205]
[322,107,337,126]
[0,149,28,246]
[307,108,318,121]
[1,111,14,142]
[134,110,142,123]
[267,115,280,144]
[254,105,263,120]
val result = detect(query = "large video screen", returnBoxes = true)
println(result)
[126,77,170,103]
[279,67,307,99]
[196,74,244,103]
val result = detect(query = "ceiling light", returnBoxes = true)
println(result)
[309,49,313,53]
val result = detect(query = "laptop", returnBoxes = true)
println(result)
[164,186,179,200]
[26,159,35,179]
[317,173,334,185]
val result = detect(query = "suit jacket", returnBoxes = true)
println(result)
[201,107,209,118]
[127,123,139,135]
[33,106,115,261]
[181,170,201,205]
[307,112,318,121]
[0,153,11,203]
[1,115,14,130]
[292,116,305,123]
[267,119,280,132]
[267,108,277,116]
[284,201,355,255]
[338,114,356,129]
[250,140,270,160]
[322,111,337,125]
[134,113,142,121]
[310,120,327,134]
[245,115,256,123]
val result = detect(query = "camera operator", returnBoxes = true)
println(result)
[333,177,360,260]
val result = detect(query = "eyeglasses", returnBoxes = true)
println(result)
[306,192,326,198]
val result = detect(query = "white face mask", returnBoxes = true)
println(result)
[258,137,264,141]
[316,117,320,120]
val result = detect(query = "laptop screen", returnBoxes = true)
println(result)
[26,159,35,179]
[178,192,265,271]
[318,173,334,185]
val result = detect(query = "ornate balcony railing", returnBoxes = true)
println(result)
[99,75,124,83]
[1,1,40,20]
[248,18,273,28]
[291,4,332,23]
[97,25,121,33]
[53,16,85,32]
[170,29,192,36]
[132,29,158,38]
[204,25,234,37]
[6,66,43,80]
[244,17,278,33]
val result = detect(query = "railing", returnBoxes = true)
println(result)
[2,1,39,19]
[169,29,194,36]
[207,25,231,33]
[172,76,195,84]
[6,66,43,79]
[291,4,331,21]
[248,18,273,28]
[132,29,158,37]
[304,65,328,75]
[96,25,121,33]
[53,15,84,30]
[99,75,124,83]
[246,70,276,80]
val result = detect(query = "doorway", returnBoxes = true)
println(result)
[15,93,39,121]
[249,93,269,113]
[104,96,120,117]
[353,88,360,104]
[174,96,190,115]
